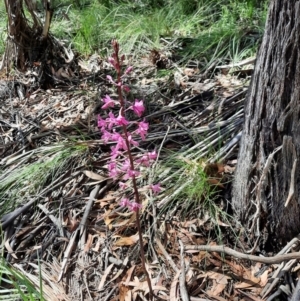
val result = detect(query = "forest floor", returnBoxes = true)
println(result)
[1,7,299,300]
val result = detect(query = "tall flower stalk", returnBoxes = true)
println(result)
[98,40,161,300]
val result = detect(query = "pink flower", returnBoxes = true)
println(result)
[148,150,157,160]
[110,146,121,159]
[136,154,150,167]
[129,100,145,117]
[108,161,116,171]
[108,57,117,69]
[108,161,119,178]
[97,115,106,129]
[116,112,129,126]
[101,95,115,109]
[150,183,161,195]
[101,130,112,143]
[111,131,123,142]
[119,182,128,190]
[109,169,119,178]
[107,75,120,86]
[128,135,139,147]
[129,202,142,212]
[122,85,130,93]
[121,158,131,172]
[111,131,127,150]
[124,169,140,180]
[130,170,140,177]
[111,133,127,150]
[124,66,133,74]
[135,121,149,140]
[120,198,130,207]
[107,112,117,129]
[117,140,128,151]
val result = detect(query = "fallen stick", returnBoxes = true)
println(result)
[185,245,300,264]
[179,240,190,301]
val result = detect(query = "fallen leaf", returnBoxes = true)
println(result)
[5,240,18,259]
[170,271,180,301]
[83,233,93,253]
[83,170,106,181]
[183,68,197,76]
[110,257,129,282]
[206,271,231,296]
[92,238,102,252]
[119,283,130,301]
[66,212,79,232]
[98,263,114,291]
[205,292,228,301]
[123,265,136,286]
[114,233,139,247]
[259,269,269,286]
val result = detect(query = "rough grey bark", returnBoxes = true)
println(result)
[232,0,300,245]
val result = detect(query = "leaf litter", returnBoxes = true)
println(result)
[0,46,298,301]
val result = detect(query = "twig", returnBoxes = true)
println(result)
[266,288,283,301]
[79,184,101,249]
[209,131,242,163]
[179,240,190,301]
[261,237,300,298]
[103,286,117,301]
[185,244,300,264]
[245,236,260,254]
[290,278,300,301]
[155,238,179,273]
[216,56,256,69]
[58,185,101,282]
[261,259,296,298]
[237,289,264,301]
[29,233,56,261]
[1,197,37,230]
[148,125,170,239]
[58,224,79,282]
[37,204,64,237]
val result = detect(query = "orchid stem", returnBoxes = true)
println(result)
[113,40,154,301]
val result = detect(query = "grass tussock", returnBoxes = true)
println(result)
[156,152,236,242]
[0,143,88,216]
[0,258,44,301]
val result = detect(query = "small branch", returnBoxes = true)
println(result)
[291,277,300,301]
[260,237,300,298]
[1,197,37,230]
[42,0,53,39]
[185,244,300,264]
[216,56,256,69]
[135,210,153,300]
[179,240,190,301]
[79,184,101,249]
[156,238,179,273]
[262,259,296,299]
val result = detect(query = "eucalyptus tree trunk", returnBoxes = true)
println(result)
[232,0,300,246]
